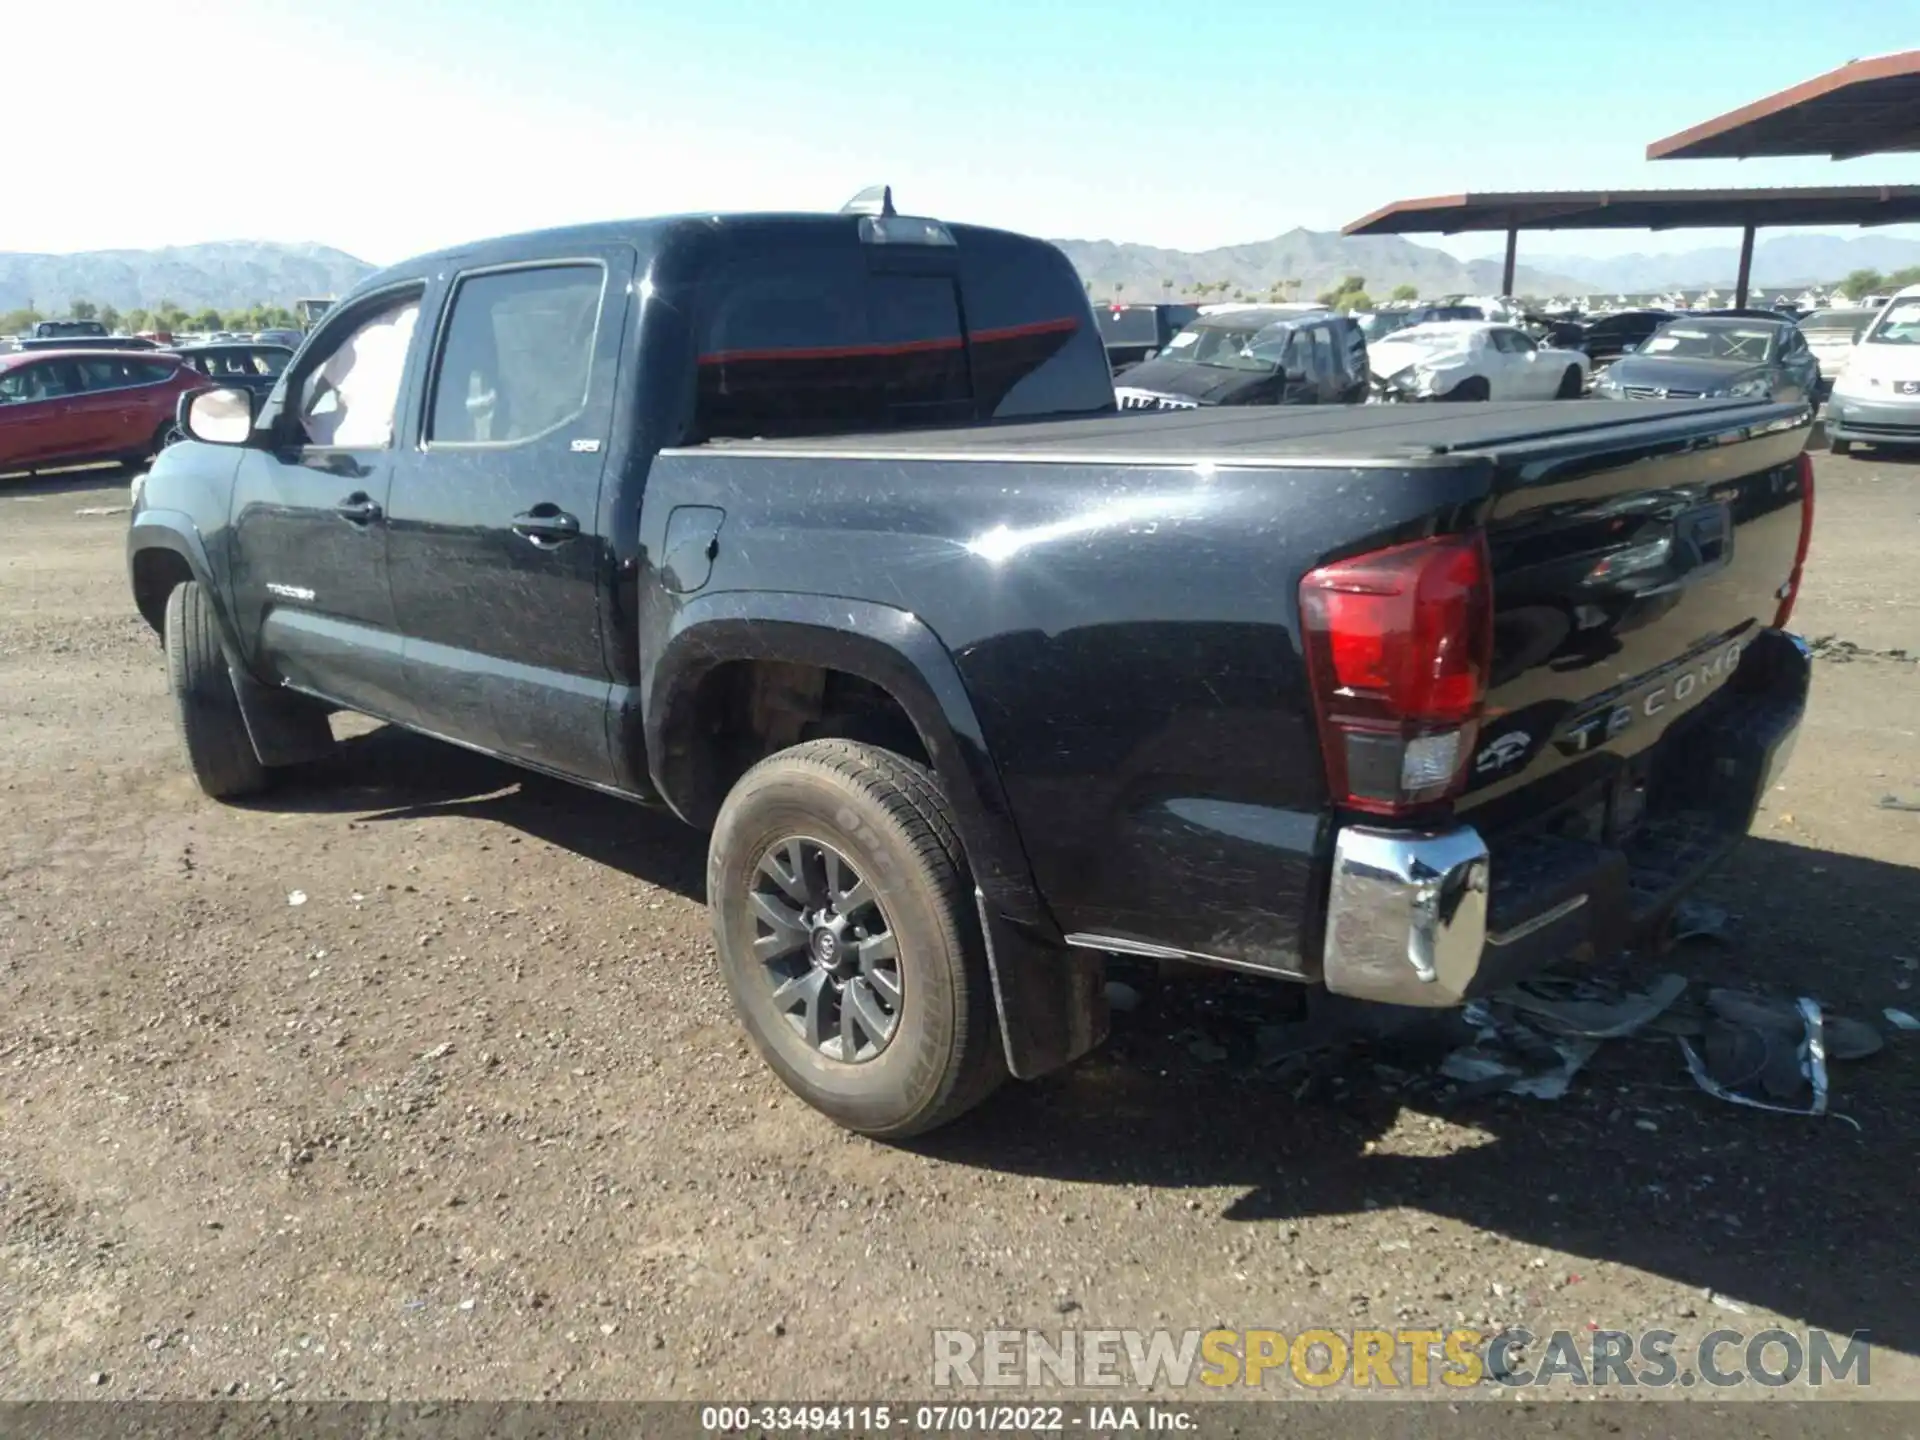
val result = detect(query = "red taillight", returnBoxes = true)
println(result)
[1773,451,1815,631]
[1300,532,1494,817]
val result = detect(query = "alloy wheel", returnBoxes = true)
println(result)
[749,836,902,1062]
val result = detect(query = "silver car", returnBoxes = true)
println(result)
[1798,308,1876,398]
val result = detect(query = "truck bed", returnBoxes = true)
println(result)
[682,398,1807,466]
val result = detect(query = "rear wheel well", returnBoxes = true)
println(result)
[669,660,933,827]
[132,548,195,635]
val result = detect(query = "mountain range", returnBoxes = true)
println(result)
[9,228,1920,317]
[1052,228,1593,301]
[0,242,376,314]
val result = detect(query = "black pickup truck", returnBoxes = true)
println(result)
[129,200,1816,1138]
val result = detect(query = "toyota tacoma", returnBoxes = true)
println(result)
[128,197,1816,1136]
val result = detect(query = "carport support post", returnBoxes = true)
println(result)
[1735,224,1756,309]
[1500,227,1518,297]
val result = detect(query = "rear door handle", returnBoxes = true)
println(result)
[335,493,382,524]
[512,504,580,546]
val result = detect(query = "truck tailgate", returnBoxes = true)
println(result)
[1456,405,1812,835]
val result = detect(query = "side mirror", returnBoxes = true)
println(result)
[180,386,257,446]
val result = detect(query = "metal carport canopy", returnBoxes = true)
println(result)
[1340,185,1920,303]
[1645,51,1920,161]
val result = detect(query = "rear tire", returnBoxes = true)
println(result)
[1828,435,1852,456]
[149,418,183,459]
[1444,376,1490,402]
[708,739,1005,1138]
[164,581,267,799]
[1555,366,1584,398]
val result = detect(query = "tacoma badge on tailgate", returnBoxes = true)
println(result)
[1558,640,1745,755]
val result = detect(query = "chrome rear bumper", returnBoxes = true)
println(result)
[1322,826,1491,1007]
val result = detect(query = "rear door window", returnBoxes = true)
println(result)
[1308,325,1335,383]
[75,358,139,391]
[427,264,604,445]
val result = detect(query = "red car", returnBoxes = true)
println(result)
[0,349,210,475]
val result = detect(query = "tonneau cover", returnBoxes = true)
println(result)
[682,398,1806,465]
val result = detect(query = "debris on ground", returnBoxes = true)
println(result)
[1885,1008,1920,1032]
[1679,996,1831,1118]
[1428,971,1879,1120]
[1878,794,1920,813]
[286,890,308,906]
[1504,972,1690,1039]
[1670,898,1733,943]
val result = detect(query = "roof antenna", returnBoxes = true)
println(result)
[841,184,896,217]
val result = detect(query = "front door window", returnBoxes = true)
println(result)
[300,301,420,448]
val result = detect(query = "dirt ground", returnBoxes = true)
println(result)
[2,447,1917,1404]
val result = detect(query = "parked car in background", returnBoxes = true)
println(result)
[30,319,110,341]
[1355,309,1416,346]
[1576,309,1675,370]
[1705,307,1797,323]
[0,349,209,475]
[1368,320,1587,402]
[1825,286,1920,454]
[252,328,305,350]
[1092,303,1200,375]
[1113,308,1367,409]
[1590,316,1818,405]
[170,341,295,399]
[1797,307,1877,397]
[1521,311,1586,348]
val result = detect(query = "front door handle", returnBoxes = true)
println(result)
[512,504,581,546]
[335,493,382,524]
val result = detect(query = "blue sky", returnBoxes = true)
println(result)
[11,0,1920,264]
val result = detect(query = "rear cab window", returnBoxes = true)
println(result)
[686,221,1110,442]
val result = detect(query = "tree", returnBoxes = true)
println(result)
[1339,274,1365,296]
[1333,290,1375,313]
[1887,265,1920,290]
[1842,268,1885,300]
[125,308,151,334]
[0,307,44,334]
[1162,278,1173,294]
[68,299,99,320]
[191,308,224,332]
[153,299,187,331]
[97,304,121,333]
[1391,284,1419,302]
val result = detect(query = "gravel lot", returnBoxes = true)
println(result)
[3,449,1917,1402]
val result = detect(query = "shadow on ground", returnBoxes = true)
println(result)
[258,722,708,902]
[249,723,1919,1355]
[0,463,138,498]
[926,834,1920,1355]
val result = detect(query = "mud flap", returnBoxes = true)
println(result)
[974,888,1109,1080]
[230,667,335,768]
